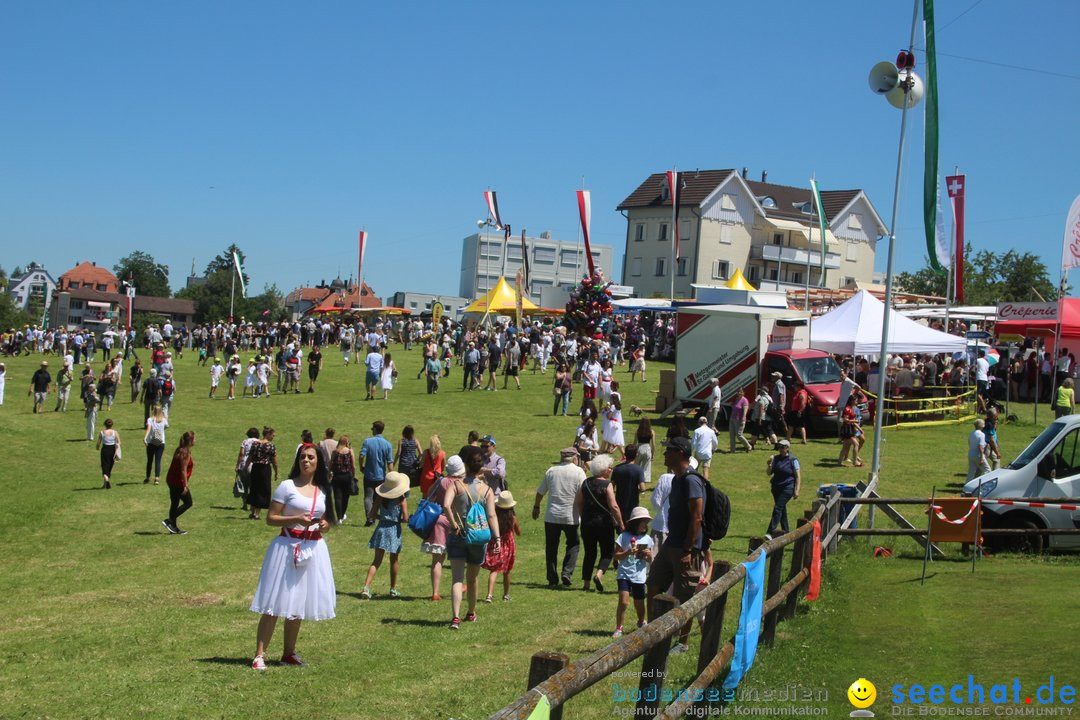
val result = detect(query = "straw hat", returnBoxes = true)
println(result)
[496,490,517,509]
[375,472,410,499]
[627,506,652,523]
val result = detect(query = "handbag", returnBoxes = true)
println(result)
[114,443,122,461]
[233,471,246,498]
[292,487,320,569]
[408,481,444,539]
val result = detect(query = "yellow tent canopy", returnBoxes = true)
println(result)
[464,276,540,314]
[726,268,756,291]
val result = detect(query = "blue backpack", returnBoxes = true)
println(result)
[462,483,491,545]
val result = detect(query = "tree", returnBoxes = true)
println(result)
[114,251,171,297]
[176,244,254,322]
[896,245,1058,304]
[0,291,33,330]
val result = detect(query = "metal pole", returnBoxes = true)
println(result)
[871,0,921,479]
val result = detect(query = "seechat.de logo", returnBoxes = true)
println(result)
[849,678,878,717]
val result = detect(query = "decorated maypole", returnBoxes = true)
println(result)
[563,190,614,337]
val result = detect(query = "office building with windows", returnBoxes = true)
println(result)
[459,232,614,305]
[617,169,887,298]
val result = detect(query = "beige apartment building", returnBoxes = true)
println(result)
[617,169,887,298]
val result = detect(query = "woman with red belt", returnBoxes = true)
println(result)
[249,444,336,669]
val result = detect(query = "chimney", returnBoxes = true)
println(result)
[741,167,748,179]
[761,170,768,183]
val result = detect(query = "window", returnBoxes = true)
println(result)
[635,224,645,241]
[748,265,760,282]
[409,302,418,309]
[630,257,642,277]
[677,258,688,276]
[533,246,556,264]
[560,249,581,268]
[766,268,778,281]
[680,222,691,241]
[844,276,857,287]
[773,233,784,246]
[506,244,522,260]
[1047,429,1080,479]
[424,302,432,310]
[846,243,858,262]
[711,260,730,280]
[848,214,863,231]
[96,284,107,291]
[658,223,668,241]
[719,224,734,245]
[720,193,737,211]
[481,240,501,261]
[68,281,79,289]
[789,271,803,285]
[655,257,667,277]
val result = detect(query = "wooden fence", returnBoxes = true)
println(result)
[488,486,1080,719]
[489,489,839,720]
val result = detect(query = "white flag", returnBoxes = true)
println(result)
[1061,194,1080,274]
[232,251,247,297]
[935,183,951,269]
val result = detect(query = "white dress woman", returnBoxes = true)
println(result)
[380,358,396,399]
[250,451,335,669]
[601,390,625,454]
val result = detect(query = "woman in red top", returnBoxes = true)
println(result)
[418,434,445,496]
[163,431,196,535]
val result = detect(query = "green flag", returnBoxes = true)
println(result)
[923,0,945,274]
[809,177,828,282]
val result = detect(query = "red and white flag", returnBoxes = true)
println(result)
[576,190,597,276]
[484,190,503,230]
[945,174,965,303]
[666,170,682,262]
[358,230,368,283]
[1061,194,1080,275]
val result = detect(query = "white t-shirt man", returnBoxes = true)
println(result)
[975,357,990,383]
[968,428,987,459]
[210,362,225,387]
[691,422,718,460]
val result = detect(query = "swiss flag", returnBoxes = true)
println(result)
[946,175,965,199]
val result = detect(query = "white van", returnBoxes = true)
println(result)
[962,416,1080,552]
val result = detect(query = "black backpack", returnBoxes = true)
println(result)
[686,471,731,543]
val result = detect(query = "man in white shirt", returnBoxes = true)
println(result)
[967,418,989,482]
[582,350,602,402]
[691,416,719,479]
[364,348,383,400]
[975,350,991,411]
[533,448,587,587]
[707,378,722,431]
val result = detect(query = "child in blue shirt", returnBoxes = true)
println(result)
[612,506,655,637]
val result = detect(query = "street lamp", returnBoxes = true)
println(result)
[868,7,925,480]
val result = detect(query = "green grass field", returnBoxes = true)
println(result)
[0,346,1076,719]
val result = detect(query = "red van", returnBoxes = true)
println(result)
[761,349,843,432]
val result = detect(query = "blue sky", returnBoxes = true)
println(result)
[2,1,1077,299]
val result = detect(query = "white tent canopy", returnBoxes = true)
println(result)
[811,290,968,356]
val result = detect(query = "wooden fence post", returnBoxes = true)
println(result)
[527,652,570,720]
[697,560,731,675]
[761,539,784,648]
[637,594,676,718]
[784,519,809,619]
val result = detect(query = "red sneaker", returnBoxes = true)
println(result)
[465,611,477,622]
[280,653,306,667]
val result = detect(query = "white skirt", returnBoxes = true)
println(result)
[250,536,336,621]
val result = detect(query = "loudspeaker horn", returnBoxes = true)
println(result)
[868,61,900,94]
[885,72,924,109]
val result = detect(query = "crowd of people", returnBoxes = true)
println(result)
[6,309,1077,674]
